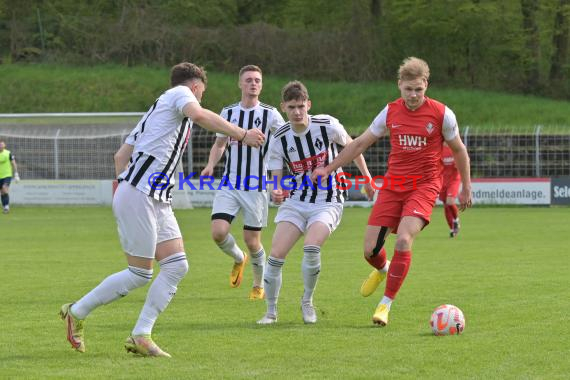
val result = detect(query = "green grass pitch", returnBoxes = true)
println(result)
[1,206,568,378]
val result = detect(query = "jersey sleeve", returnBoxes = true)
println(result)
[216,108,229,138]
[442,106,459,141]
[9,153,14,161]
[171,86,198,115]
[266,137,284,171]
[124,122,143,145]
[330,117,350,146]
[368,105,389,137]
[269,109,286,134]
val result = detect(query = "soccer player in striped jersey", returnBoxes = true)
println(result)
[59,62,265,357]
[257,81,374,325]
[201,65,285,300]
[312,57,472,327]
[440,142,461,237]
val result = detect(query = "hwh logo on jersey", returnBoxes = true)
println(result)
[398,135,427,147]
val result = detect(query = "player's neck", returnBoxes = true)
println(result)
[241,97,259,109]
[404,97,426,111]
[291,121,308,134]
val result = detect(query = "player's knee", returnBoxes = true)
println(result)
[395,234,413,251]
[127,266,154,288]
[364,227,388,258]
[269,249,287,260]
[363,242,376,259]
[244,238,260,253]
[175,258,189,279]
[174,257,189,278]
[211,229,228,244]
[161,256,189,281]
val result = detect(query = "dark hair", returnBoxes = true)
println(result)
[170,62,207,87]
[239,65,262,78]
[281,80,309,102]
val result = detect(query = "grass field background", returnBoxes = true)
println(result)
[1,206,569,378]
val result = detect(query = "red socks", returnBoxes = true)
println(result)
[384,250,412,299]
[365,247,387,270]
[444,204,458,229]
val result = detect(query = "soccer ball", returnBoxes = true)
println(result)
[430,304,465,336]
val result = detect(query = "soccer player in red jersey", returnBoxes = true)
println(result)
[440,142,462,237]
[312,57,472,326]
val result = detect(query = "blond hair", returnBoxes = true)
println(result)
[239,65,262,78]
[281,80,309,102]
[398,57,430,81]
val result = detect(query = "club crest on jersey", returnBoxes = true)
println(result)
[254,117,262,127]
[315,138,323,150]
[426,123,434,134]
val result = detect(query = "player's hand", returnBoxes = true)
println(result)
[271,189,284,205]
[458,185,472,211]
[200,166,213,177]
[242,129,265,148]
[363,183,375,201]
[310,167,331,183]
[14,172,20,183]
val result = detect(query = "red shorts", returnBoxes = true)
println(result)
[438,179,461,201]
[368,184,440,232]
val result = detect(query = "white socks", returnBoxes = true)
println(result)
[71,266,153,320]
[264,256,285,316]
[379,295,393,309]
[302,245,321,304]
[132,252,188,336]
[217,234,245,263]
[250,247,266,288]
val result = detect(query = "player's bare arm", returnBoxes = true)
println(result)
[183,102,265,148]
[114,143,134,177]
[201,137,228,177]
[11,156,20,182]
[346,135,375,200]
[311,129,378,182]
[270,169,284,205]
[11,157,18,175]
[447,135,472,211]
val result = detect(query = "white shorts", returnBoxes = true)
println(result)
[274,199,344,233]
[212,189,269,228]
[113,182,182,258]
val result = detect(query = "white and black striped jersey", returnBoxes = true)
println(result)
[267,114,349,204]
[216,102,284,191]
[118,85,197,203]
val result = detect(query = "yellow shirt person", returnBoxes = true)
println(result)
[0,140,19,214]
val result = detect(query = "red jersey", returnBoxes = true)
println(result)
[369,96,459,191]
[441,145,460,185]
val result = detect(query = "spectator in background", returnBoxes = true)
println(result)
[0,140,20,214]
